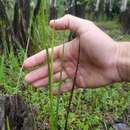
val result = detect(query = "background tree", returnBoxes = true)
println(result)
[120,0,128,12]
[49,0,57,20]
[64,0,87,18]
[64,0,87,40]
[1,0,130,53]
[120,1,130,34]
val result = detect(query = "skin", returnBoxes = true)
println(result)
[23,15,130,95]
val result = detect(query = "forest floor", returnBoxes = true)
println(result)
[0,19,130,130]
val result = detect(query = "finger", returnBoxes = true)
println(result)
[23,45,62,68]
[25,60,61,83]
[53,82,78,96]
[50,14,91,34]
[32,71,68,87]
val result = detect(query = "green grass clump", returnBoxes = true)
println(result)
[32,0,62,129]
[0,41,129,130]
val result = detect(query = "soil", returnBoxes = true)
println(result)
[0,95,35,130]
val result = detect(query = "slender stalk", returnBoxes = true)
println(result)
[16,37,30,91]
[6,116,11,130]
[41,0,56,129]
[64,38,80,130]
[56,33,65,128]
[50,21,57,130]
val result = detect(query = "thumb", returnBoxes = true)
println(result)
[49,14,87,34]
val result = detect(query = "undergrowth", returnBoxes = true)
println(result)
[0,20,129,129]
[0,0,130,130]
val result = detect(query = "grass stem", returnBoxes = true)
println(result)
[64,38,80,130]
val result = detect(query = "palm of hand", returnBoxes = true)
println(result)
[61,32,118,90]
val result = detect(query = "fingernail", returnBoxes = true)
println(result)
[25,74,30,82]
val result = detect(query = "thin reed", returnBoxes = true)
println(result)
[41,0,57,129]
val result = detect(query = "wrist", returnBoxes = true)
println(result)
[116,42,130,82]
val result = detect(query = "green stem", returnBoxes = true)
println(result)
[64,38,80,130]
[41,0,56,129]
[56,33,65,128]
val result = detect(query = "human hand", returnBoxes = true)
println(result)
[23,15,121,94]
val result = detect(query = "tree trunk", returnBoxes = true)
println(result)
[0,0,10,54]
[49,0,57,20]
[64,0,86,40]
[95,0,100,12]
[120,0,128,12]
[109,0,112,12]
[0,0,9,24]
[12,0,31,48]
[120,4,130,34]
[34,0,41,18]
[0,0,34,55]
[105,0,113,19]
[64,0,75,15]
[64,0,86,18]
[0,95,35,130]
[0,97,5,130]
[95,0,105,19]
